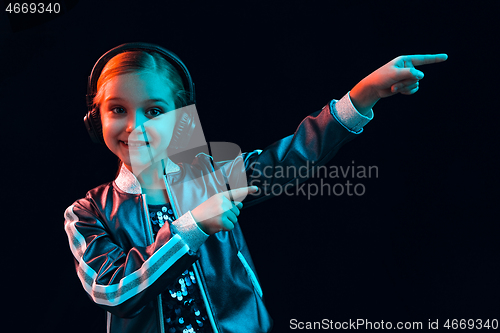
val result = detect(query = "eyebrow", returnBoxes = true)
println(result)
[104,97,170,106]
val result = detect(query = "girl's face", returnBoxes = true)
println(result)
[100,71,178,173]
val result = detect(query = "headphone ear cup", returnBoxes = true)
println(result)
[84,107,104,144]
[170,111,195,150]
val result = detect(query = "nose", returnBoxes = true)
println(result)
[125,111,145,134]
[125,112,151,143]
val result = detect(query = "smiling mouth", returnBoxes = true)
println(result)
[121,141,150,147]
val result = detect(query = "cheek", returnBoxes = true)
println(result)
[152,119,178,147]
[100,114,122,145]
[100,117,113,140]
[150,127,174,147]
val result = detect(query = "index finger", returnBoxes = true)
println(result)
[404,54,448,66]
[222,186,259,202]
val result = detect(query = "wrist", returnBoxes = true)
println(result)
[196,222,209,234]
[350,81,379,115]
[191,209,208,234]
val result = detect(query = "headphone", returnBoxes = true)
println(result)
[84,42,196,151]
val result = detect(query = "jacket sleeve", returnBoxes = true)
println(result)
[219,99,362,208]
[63,193,207,318]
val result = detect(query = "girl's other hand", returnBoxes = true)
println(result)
[191,186,259,235]
[349,54,448,115]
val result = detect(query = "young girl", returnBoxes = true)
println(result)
[64,42,447,333]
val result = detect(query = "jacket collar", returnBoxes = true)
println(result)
[114,159,181,194]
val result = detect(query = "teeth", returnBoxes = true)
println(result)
[129,142,143,147]
[123,141,148,147]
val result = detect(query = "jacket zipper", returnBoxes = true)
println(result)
[192,261,219,333]
[163,174,220,333]
[142,194,166,333]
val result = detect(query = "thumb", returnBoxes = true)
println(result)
[399,67,424,81]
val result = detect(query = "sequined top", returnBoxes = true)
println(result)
[148,203,213,333]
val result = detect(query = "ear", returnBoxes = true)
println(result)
[84,106,104,145]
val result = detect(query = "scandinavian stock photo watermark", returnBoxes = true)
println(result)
[247,160,378,199]
[289,318,499,330]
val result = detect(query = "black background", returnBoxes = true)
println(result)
[1,0,498,332]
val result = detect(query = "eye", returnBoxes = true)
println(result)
[146,108,165,118]
[111,106,125,114]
